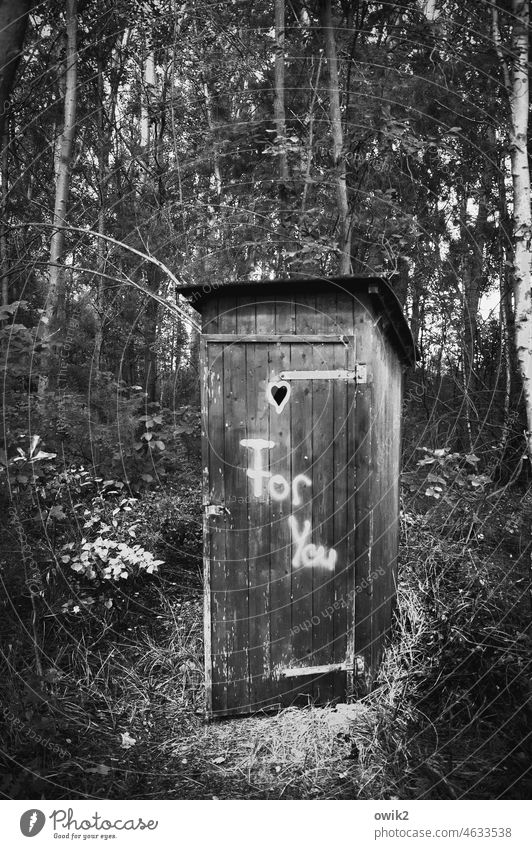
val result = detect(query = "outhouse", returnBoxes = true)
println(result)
[177,276,415,718]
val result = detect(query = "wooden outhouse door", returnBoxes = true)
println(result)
[202,333,361,717]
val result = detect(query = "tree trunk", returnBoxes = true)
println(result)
[0,0,33,142]
[318,0,351,275]
[139,45,155,187]
[93,41,114,377]
[460,174,488,448]
[0,0,33,317]
[274,0,289,271]
[39,0,77,395]
[144,265,160,403]
[509,0,532,460]
[0,132,9,310]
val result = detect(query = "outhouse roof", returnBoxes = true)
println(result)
[176,275,416,366]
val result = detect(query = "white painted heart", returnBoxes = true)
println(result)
[266,379,291,414]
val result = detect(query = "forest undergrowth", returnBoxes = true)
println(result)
[1,453,531,801]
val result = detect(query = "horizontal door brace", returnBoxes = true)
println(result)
[204,334,351,343]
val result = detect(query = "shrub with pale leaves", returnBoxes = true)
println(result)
[60,537,163,583]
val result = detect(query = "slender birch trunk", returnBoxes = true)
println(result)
[39,0,77,395]
[140,45,155,187]
[318,0,351,275]
[492,0,532,460]
[93,46,107,376]
[509,0,532,459]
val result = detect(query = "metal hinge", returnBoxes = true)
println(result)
[275,661,348,679]
[279,364,367,383]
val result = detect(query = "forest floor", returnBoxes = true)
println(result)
[1,483,532,800]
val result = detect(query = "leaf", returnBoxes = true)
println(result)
[120,732,136,749]
[464,453,480,465]
[29,435,41,457]
[48,505,66,520]
[0,300,28,317]
[86,764,111,775]
[30,450,57,462]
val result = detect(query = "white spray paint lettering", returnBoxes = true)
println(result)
[239,438,337,570]
[288,517,337,570]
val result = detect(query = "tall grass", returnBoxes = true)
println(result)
[1,488,531,799]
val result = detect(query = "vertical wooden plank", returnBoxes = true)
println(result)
[255,297,277,334]
[288,341,314,691]
[251,295,277,708]
[332,337,350,700]
[200,336,212,717]
[310,325,336,703]
[268,341,293,700]
[223,341,250,711]
[370,332,386,677]
[353,297,374,694]
[246,340,273,711]
[370,327,401,678]
[236,295,256,335]
[206,341,229,715]
[201,295,219,333]
[314,289,338,334]
[275,294,295,334]
[344,322,357,697]
[380,346,402,651]
[294,292,316,334]
[381,348,392,653]
[335,290,355,336]
[218,294,237,333]
[390,355,403,627]
[290,287,316,693]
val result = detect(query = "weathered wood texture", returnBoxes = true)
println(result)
[199,282,408,716]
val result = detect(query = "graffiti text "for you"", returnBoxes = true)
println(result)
[240,438,337,571]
